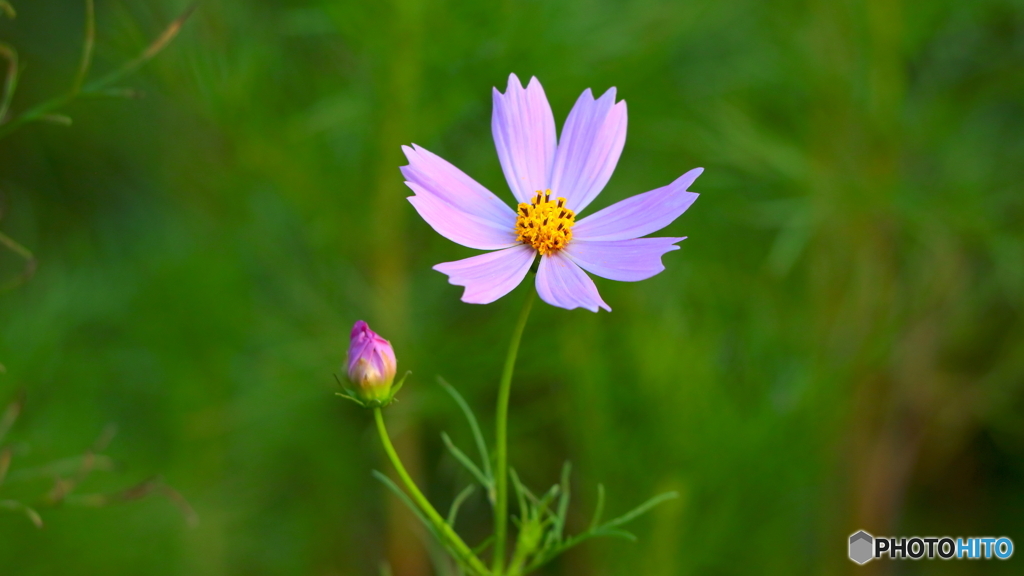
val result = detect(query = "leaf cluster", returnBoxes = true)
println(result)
[372,377,677,576]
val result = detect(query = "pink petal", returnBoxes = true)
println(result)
[535,252,610,312]
[402,144,515,226]
[550,88,627,213]
[433,244,537,305]
[564,237,685,282]
[492,74,557,204]
[407,183,518,250]
[573,168,702,242]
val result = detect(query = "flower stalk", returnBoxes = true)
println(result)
[352,74,700,576]
[492,287,535,575]
[373,407,491,576]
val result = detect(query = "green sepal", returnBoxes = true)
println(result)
[334,371,411,409]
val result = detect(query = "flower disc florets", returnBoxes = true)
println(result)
[515,190,576,256]
[403,74,703,312]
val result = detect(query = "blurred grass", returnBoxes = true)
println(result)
[1,0,1023,575]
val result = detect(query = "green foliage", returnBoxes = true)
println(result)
[394,378,674,575]
[1,0,1023,575]
[439,377,493,502]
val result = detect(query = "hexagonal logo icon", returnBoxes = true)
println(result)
[849,531,874,564]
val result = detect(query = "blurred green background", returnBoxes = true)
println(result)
[1,0,1023,574]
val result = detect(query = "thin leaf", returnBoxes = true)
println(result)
[72,0,96,93]
[156,481,201,527]
[0,447,10,486]
[85,0,199,90]
[0,2,15,19]
[0,43,16,124]
[442,432,490,490]
[83,87,142,99]
[588,483,605,530]
[5,454,114,483]
[388,370,411,400]
[63,476,200,527]
[534,484,561,523]
[334,391,372,409]
[554,462,571,540]
[0,392,23,445]
[437,377,491,480]
[375,474,473,576]
[446,484,476,527]
[0,231,36,293]
[423,535,462,576]
[23,505,42,528]
[508,467,529,522]
[372,470,442,543]
[598,491,678,532]
[515,475,558,514]
[40,113,72,126]
[46,424,120,504]
[471,535,494,556]
[372,471,482,576]
[592,529,637,542]
[525,488,678,573]
[0,499,43,528]
[90,423,118,453]
[513,475,562,528]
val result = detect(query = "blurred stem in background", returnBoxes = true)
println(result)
[807,0,920,549]
[0,0,193,319]
[369,0,425,572]
[0,1,197,140]
[0,394,199,529]
[0,230,34,294]
[492,288,535,575]
[0,0,198,542]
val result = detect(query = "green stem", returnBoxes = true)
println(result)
[373,408,490,576]
[71,0,96,95]
[492,288,535,575]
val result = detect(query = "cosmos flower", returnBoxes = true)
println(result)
[345,320,398,404]
[402,73,701,311]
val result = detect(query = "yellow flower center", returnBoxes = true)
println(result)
[514,190,576,256]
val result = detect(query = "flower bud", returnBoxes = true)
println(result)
[345,320,398,404]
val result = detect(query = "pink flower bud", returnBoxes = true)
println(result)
[346,320,397,404]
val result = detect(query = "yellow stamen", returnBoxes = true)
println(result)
[515,190,575,255]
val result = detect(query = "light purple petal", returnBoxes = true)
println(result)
[402,144,514,226]
[492,74,557,204]
[564,237,685,282]
[433,244,536,304]
[573,168,702,242]
[550,88,627,213]
[407,183,517,250]
[346,339,374,374]
[535,252,611,312]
